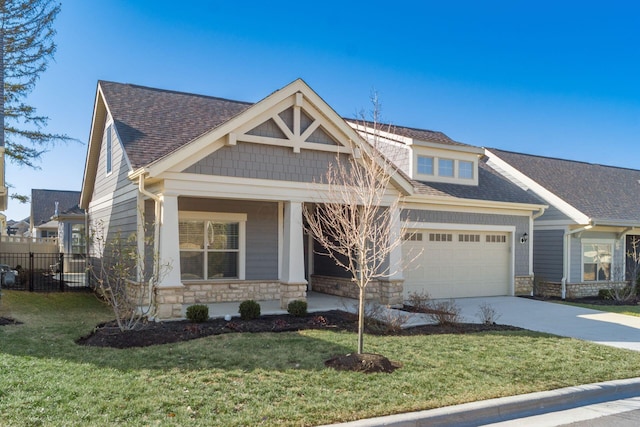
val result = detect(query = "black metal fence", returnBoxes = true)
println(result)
[0,252,91,292]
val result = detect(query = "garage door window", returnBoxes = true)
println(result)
[429,233,452,242]
[486,235,506,243]
[404,233,423,241]
[459,234,480,242]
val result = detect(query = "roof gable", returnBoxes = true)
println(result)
[488,148,640,224]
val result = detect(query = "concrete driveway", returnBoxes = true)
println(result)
[452,296,640,352]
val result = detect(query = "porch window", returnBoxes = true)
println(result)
[582,242,613,281]
[179,212,246,280]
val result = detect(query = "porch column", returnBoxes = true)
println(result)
[280,201,307,308]
[379,206,404,307]
[158,194,182,288]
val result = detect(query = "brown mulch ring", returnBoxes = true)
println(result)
[76,310,522,350]
[325,353,402,373]
[0,317,22,326]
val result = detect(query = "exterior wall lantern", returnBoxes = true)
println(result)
[520,232,528,244]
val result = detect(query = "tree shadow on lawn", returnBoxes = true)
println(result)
[1,310,533,374]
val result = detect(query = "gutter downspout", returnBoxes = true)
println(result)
[561,223,593,299]
[138,175,162,316]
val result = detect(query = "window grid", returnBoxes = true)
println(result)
[459,234,480,242]
[429,233,452,242]
[486,235,507,243]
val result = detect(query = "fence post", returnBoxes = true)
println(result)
[59,253,65,292]
[29,252,34,292]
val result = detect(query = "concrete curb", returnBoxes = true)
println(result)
[317,377,640,427]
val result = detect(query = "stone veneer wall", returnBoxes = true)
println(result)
[535,281,628,299]
[514,275,534,296]
[154,280,306,319]
[310,275,404,307]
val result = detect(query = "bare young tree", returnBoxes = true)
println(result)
[303,93,408,354]
[88,220,170,331]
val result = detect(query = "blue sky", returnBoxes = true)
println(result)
[5,0,640,220]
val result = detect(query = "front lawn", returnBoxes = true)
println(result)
[560,301,640,317]
[3,291,640,426]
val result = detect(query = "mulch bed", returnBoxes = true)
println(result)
[75,310,522,349]
[524,295,640,306]
[325,353,402,373]
[0,317,22,326]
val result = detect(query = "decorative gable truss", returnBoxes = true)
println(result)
[227,92,346,154]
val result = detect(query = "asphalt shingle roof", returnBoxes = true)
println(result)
[346,119,470,148]
[99,81,253,169]
[490,149,640,223]
[412,159,544,205]
[31,189,81,227]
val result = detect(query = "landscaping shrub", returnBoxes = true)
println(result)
[239,300,261,320]
[599,289,614,300]
[186,304,209,323]
[287,300,308,317]
[406,290,430,312]
[476,303,501,325]
[427,299,462,325]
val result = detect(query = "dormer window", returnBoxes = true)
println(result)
[417,156,434,175]
[438,159,454,177]
[459,161,473,179]
[413,151,479,185]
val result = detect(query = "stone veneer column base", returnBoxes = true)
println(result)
[280,282,307,309]
[514,275,534,296]
[378,279,404,307]
[535,281,628,299]
[155,286,185,319]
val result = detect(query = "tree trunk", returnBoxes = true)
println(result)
[357,280,365,354]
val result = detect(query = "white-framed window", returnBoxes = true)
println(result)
[582,240,613,282]
[179,212,246,280]
[459,161,473,179]
[106,124,113,175]
[403,232,423,241]
[438,158,454,177]
[417,156,434,175]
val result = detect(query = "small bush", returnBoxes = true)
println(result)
[239,300,261,320]
[186,304,209,323]
[287,300,308,317]
[426,300,462,325]
[406,290,431,312]
[476,303,501,325]
[598,289,614,300]
[364,302,410,334]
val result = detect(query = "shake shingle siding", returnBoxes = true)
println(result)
[533,229,564,282]
[183,142,348,183]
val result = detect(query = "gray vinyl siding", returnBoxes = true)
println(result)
[402,209,531,275]
[178,198,278,280]
[87,118,138,257]
[182,141,349,183]
[93,118,133,201]
[532,229,564,282]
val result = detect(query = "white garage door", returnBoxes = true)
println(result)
[402,230,511,299]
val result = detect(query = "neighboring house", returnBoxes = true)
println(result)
[485,149,640,298]
[6,218,29,236]
[30,189,84,245]
[80,79,544,319]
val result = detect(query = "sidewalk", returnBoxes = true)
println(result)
[318,377,640,427]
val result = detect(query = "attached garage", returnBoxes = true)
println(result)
[402,229,512,299]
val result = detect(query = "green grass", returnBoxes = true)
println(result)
[3,291,640,426]
[560,300,640,317]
